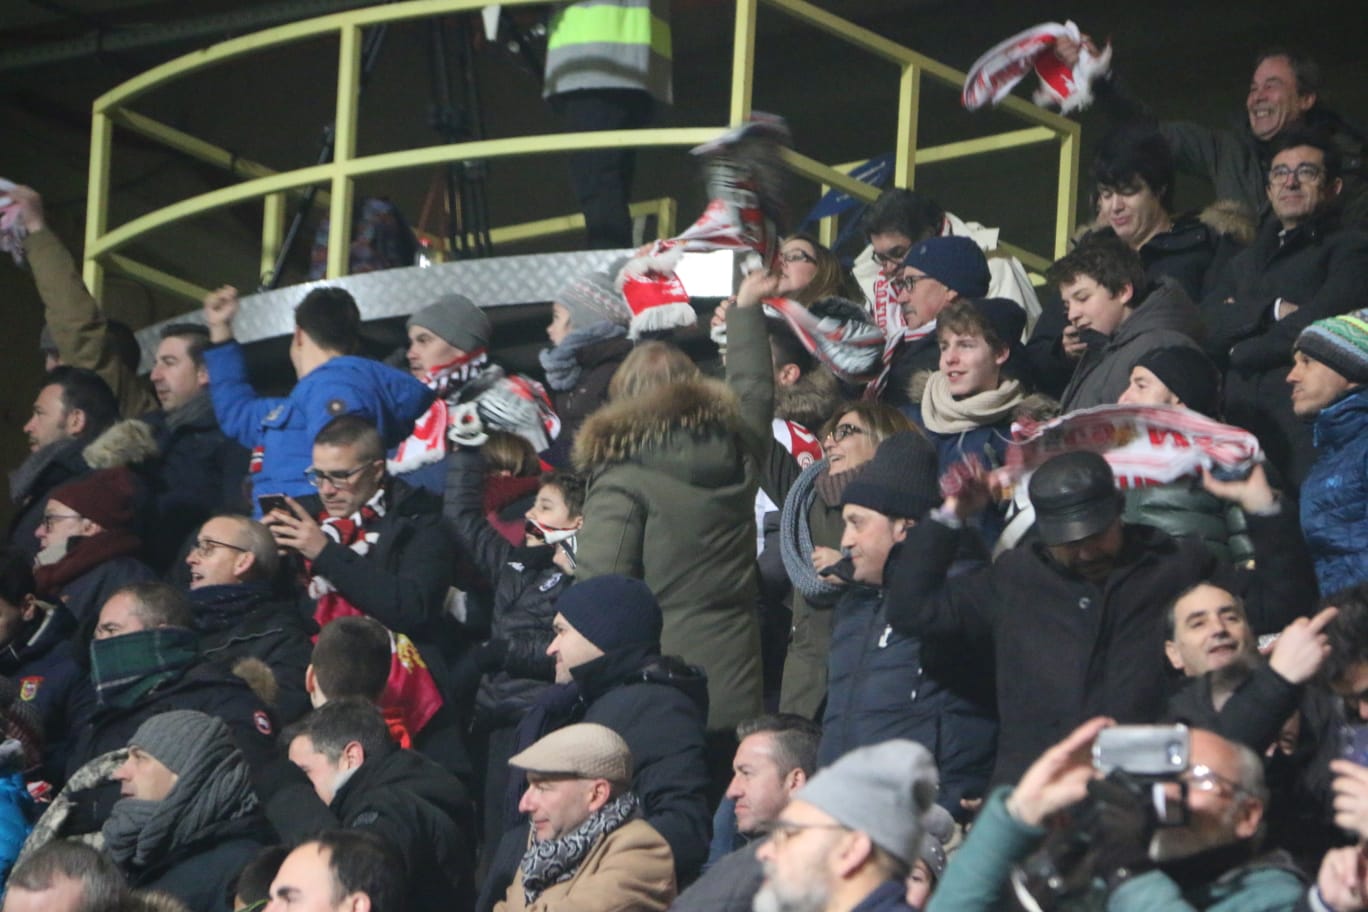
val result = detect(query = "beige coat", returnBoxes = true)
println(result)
[494,818,677,912]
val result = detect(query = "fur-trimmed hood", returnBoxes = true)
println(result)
[776,366,842,431]
[1199,200,1257,246]
[573,376,746,479]
[82,419,159,470]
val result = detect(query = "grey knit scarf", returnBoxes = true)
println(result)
[538,322,629,391]
[101,733,258,868]
[163,390,217,433]
[520,791,638,904]
[8,437,82,503]
[780,459,865,604]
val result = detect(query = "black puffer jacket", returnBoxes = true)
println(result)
[1205,212,1368,487]
[262,745,476,912]
[443,449,569,725]
[193,585,317,724]
[820,531,996,820]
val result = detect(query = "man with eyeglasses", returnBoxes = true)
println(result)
[753,739,938,912]
[1205,127,1368,488]
[928,719,1304,911]
[183,514,315,724]
[262,414,458,744]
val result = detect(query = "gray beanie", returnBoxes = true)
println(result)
[407,294,492,354]
[795,739,938,866]
[129,710,234,776]
[555,262,632,330]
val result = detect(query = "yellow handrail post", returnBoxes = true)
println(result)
[730,0,757,124]
[326,23,362,279]
[83,111,114,300]
[1054,126,1080,258]
[893,62,920,189]
[261,193,286,284]
[816,182,836,248]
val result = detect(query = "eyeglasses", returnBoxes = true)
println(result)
[760,819,849,847]
[872,247,910,268]
[1268,163,1325,184]
[888,273,931,296]
[824,423,868,443]
[780,250,817,265]
[1183,764,1248,798]
[305,462,377,489]
[40,513,82,531]
[192,537,249,558]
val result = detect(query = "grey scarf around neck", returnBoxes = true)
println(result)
[9,437,82,503]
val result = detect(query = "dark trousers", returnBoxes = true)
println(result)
[550,88,655,249]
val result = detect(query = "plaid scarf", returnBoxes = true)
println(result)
[89,627,198,709]
[521,792,639,904]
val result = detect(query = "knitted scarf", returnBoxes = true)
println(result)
[163,391,216,433]
[389,351,490,474]
[89,627,198,710]
[521,792,639,904]
[8,438,82,504]
[780,459,867,604]
[32,529,143,599]
[102,732,258,869]
[539,322,629,391]
[920,372,1025,435]
[189,582,274,635]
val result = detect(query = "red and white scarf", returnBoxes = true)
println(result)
[388,350,489,475]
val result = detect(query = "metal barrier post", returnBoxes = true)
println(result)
[730,0,757,123]
[83,111,113,300]
[326,23,362,279]
[1055,127,1080,257]
[261,193,286,284]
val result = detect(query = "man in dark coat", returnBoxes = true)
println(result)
[104,711,270,912]
[479,575,711,908]
[886,450,1316,787]
[185,514,315,723]
[9,367,118,561]
[65,581,276,825]
[258,697,475,912]
[0,548,93,783]
[1205,128,1368,487]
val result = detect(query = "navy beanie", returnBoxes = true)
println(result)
[899,236,990,298]
[556,575,663,653]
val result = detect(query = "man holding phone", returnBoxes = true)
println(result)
[262,415,457,740]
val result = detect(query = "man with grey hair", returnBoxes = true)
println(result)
[494,722,676,912]
[184,514,315,723]
[927,720,1304,911]
[3,840,127,912]
[754,739,939,912]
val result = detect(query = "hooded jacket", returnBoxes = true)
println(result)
[573,374,765,731]
[1060,276,1206,412]
[1301,387,1368,595]
[204,341,433,510]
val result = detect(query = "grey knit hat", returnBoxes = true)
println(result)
[794,739,938,866]
[407,294,492,354]
[509,723,633,785]
[555,261,632,330]
[129,710,234,775]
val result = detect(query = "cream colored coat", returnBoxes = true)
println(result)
[494,818,677,912]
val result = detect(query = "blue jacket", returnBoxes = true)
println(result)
[819,533,997,820]
[204,343,433,511]
[0,771,33,882]
[1302,387,1368,596]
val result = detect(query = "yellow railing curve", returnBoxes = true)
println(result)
[84,0,1080,303]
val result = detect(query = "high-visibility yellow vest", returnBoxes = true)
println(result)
[544,0,673,102]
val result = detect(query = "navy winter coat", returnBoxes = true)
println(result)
[1302,387,1368,596]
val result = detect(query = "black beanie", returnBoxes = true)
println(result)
[841,431,941,519]
[556,575,663,653]
[1132,345,1220,418]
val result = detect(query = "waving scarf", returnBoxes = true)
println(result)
[388,351,490,475]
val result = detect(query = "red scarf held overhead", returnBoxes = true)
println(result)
[308,496,445,736]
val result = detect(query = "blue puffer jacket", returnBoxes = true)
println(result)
[0,769,33,883]
[204,342,433,513]
[819,531,997,820]
[1302,387,1368,596]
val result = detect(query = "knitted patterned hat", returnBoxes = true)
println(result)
[48,467,136,530]
[1296,309,1368,383]
[556,262,632,330]
[508,723,633,784]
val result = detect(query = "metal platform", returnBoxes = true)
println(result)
[133,247,738,370]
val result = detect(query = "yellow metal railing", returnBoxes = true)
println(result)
[84,0,1079,303]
